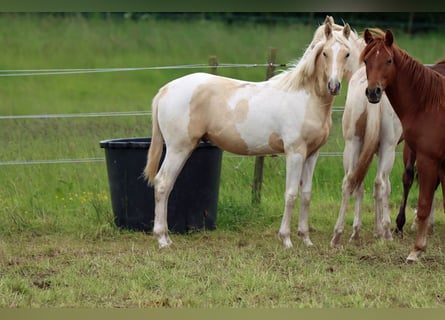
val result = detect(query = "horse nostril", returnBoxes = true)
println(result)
[365,88,370,96]
[376,87,382,95]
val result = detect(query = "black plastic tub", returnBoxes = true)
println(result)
[100,137,223,233]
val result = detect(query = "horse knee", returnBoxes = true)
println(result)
[300,191,311,207]
[374,178,385,198]
[285,192,298,206]
[415,208,432,222]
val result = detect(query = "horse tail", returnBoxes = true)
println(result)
[348,101,382,192]
[143,91,164,186]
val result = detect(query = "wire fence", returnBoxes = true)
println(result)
[0,62,398,166]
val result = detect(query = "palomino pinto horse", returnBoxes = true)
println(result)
[144,18,358,248]
[331,61,445,246]
[362,28,445,262]
[330,66,402,246]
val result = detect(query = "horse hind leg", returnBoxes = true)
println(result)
[395,165,414,236]
[395,145,415,236]
[152,146,195,248]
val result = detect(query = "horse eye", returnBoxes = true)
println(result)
[387,59,392,64]
[345,53,350,58]
[323,52,327,57]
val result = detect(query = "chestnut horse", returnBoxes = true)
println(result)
[331,61,445,247]
[395,60,445,235]
[362,28,445,262]
[144,18,360,248]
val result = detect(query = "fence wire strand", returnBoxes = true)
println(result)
[0,63,289,77]
[0,62,401,166]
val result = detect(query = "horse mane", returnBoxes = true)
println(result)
[398,50,445,108]
[361,29,445,108]
[270,39,326,91]
[271,28,351,92]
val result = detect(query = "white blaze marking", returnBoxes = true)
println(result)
[330,42,341,81]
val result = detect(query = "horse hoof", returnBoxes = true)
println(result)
[393,228,404,238]
[297,230,313,247]
[303,238,314,247]
[406,251,420,263]
[282,238,293,248]
[278,232,293,248]
[349,233,360,242]
[384,233,393,241]
[330,234,341,247]
[157,236,172,249]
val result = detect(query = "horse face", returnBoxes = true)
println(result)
[362,29,396,104]
[321,37,351,96]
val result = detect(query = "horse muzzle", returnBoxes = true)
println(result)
[365,86,383,104]
[328,80,341,96]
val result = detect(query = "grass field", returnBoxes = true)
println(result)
[2,13,445,308]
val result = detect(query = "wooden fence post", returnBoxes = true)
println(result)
[209,55,218,74]
[252,47,277,205]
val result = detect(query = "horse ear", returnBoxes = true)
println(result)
[324,15,334,25]
[385,29,394,46]
[364,29,373,44]
[324,20,333,40]
[343,23,351,39]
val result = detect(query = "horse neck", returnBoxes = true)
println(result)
[271,67,335,121]
[384,48,439,122]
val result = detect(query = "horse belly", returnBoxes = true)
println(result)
[207,128,283,155]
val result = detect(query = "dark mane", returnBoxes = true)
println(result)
[362,29,445,109]
[397,49,445,108]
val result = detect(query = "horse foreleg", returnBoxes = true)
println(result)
[411,176,439,234]
[411,205,435,235]
[373,143,396,241]
[350,182,364,241]
[153,148,193,248]
[278,152,304,248]
[297,152,319,247]
[332,137,361,246]
[331,175,351,246]
[406,157,438,262]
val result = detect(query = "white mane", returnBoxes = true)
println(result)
[270,23,354,92]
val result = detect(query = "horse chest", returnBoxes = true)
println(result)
[301,115,331,153]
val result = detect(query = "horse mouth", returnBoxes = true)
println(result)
[329,88,341,96]
[367,95,381,104]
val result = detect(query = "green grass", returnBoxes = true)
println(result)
[2,13,445,308]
